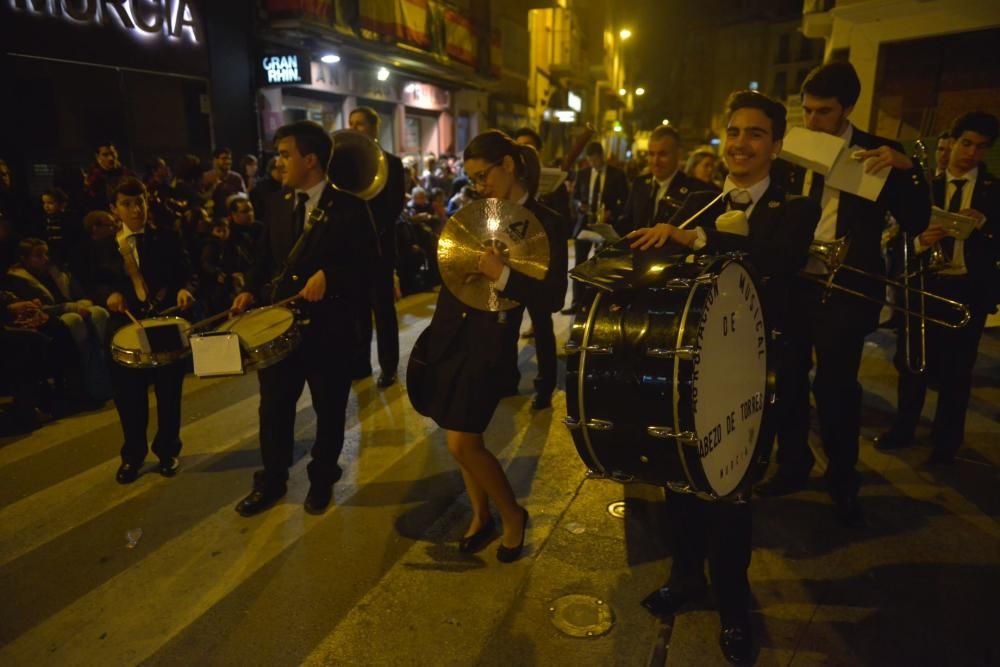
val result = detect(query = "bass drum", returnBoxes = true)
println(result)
[564,255,774,501]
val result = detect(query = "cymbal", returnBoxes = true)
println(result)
[438,198,551,311]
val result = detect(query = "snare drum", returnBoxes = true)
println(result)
[215,306,300,371]
[565,255,774,501]
[111,316,192,368]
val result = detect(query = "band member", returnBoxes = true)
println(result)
[232,121,378,517]
[876,111,1000,463]
[96,178,196,483]
[629,90,820,666]
[615,124,717,237]
[512,127,571,409]
[348,106,406,389]
[758,62,931,528]
[934,130,953,177]
[407,131,567,561]
[565,142,628,312]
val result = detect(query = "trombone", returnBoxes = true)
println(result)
[803,235,971,330]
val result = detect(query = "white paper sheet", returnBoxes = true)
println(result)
[825,146,890,202]
[191,332,244,377]
[779,127,845,175]
[537,168,568,195]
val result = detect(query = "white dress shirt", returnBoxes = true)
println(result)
[691,175,770,249]
[803,124,852,274]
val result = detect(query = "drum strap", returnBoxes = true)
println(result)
[270,205,326,303]
[116,233,149,302]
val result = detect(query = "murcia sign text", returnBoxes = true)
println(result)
[12,0,202,44]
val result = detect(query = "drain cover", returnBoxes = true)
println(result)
[548,594,615,638]
[607,501,626,519]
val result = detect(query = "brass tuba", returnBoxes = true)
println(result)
[327,129,388,201]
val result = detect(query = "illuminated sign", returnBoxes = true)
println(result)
[567,91,582,112]
[11,0,202,44]
[261,54,310,85]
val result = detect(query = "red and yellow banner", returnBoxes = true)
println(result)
[445,8,475,67]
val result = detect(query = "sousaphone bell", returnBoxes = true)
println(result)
[328,129,388,201]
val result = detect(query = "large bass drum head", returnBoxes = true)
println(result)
[677,258,769,498]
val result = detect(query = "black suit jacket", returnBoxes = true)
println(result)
[616,171,718,236]
[245,182,379,361]
[777,125,931,327]
[649,181,820,330]
[90,224,196,319]
[932,168,1000,311]
[572,165,629,237]
[368,150,406,267]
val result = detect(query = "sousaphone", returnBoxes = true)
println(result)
[328,129,388,200]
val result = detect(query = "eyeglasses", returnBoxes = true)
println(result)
[470,163,500,187]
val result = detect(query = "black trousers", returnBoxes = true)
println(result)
[571,239,595,305]
[890,275,988,457]
[256,331,352,491]
[777,281,872,497]
[371,261,399,375]
[666,492,752,626]
[525,303,557,396]
[110,359,185,464]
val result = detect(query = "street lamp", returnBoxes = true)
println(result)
[635,87,645,96]
[661,118,670,126]
[321,54,340,64]
[618,88,627,96]
[377,66,390,81]
[619,28,632,40]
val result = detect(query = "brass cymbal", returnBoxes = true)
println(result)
[438,198,551,311]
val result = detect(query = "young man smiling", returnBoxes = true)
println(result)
[630,90,820,666]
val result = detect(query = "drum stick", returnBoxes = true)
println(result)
[158,304,182,316]
[124,309,143,328]
[184,295,301,333]
[675,191,726,230]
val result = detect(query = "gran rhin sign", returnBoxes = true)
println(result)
[11,0,202,44]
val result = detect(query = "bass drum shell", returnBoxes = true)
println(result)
[564,255,774,501]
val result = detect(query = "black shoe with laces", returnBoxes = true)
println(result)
[720,621,756,665]
[158,457,180,477]
[116,461,141,485]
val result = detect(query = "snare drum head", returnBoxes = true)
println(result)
[218,307,295,348]
[112,317,190,350]
[679,259,768,497]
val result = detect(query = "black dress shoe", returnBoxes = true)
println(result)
[496,508,529,563]
[873,431,912,451]
[720,622,756,665]
[116,461,141,485]
[530,393,552,410]
[833,493,866,528]
[158,457,180,478]
[754,470,811,497]
[459,517,497,553]
[559,306,577,315]
[235,487,286,517]
[304,483,333,515]
[640,585,707,619]
[376,372,397,389]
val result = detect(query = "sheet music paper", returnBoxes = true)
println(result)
[537,168,568,196]
[930,206,981,240]
[780,128,889,201]
[825,147,890,202]
[191,332,244,377]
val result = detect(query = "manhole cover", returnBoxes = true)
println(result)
[548,594,615,638]
[607,501,626,519]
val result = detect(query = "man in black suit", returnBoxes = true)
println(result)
[349,106,406,389]
[876,111,1000,464]
[757,62,931,528]
[512,127,571,409]
[615,124,717,237]
[565,142,628,312]
[98,177,196,484]
[232,121,379,517]
[629,90,821,666]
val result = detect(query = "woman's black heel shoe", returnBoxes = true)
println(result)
[459,517,497,554]
[496,508,529,563]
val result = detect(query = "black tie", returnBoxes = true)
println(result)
[590,170,602,212]
[294,192,310,236]
[942,179,966,258]
[727,189,752,212]
[807,171,825,201]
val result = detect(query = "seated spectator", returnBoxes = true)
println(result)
[397,187,440,295]
[447,185,476,216]
[226,194,262,245]
[200,218,252,316]
[1,291,55,433]
[73,210,121,305]
[5,238,111,400]
[39,188,80,267]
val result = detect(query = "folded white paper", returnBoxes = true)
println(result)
[825,146,890,202]
[537,168,568,196]
[780,127,845,175]
[191,332,244,377]
[930,206,981,240]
